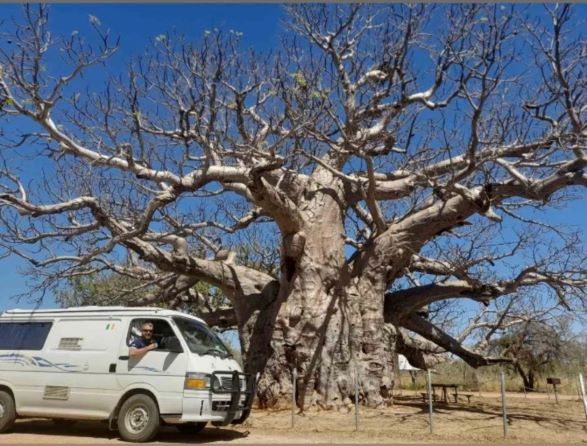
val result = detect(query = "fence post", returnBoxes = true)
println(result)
[291,368,297,428]
[500,368,508,437]
[354,365,359,431]
[579,372,587,421]
[427,368,434,434]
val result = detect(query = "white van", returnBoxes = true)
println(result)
[0,306,255,442]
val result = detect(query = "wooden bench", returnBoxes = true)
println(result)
[420,392,437,402]
[453,392,473,404]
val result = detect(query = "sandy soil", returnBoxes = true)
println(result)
[1,393,586,444]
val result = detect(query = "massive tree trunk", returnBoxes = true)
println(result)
[244,280,395,410]
[238,169,395,409]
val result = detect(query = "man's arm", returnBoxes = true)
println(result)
[128,342,158,358]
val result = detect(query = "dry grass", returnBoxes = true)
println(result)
[397,365,587,395]
[233,392,587,444]
[2,393,586,444]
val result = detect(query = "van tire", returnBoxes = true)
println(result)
[117,394,160,442]
[176,422,206,434]
[0,390,16,433]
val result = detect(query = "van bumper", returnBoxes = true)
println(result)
[177,371,256,425]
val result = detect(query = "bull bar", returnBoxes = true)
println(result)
[210,370,258,425]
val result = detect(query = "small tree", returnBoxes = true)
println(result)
[56,272,235,327]
[56,273,145,308]
[489,320,567,391]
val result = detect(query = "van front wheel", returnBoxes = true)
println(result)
[117,394,160,442]
[0,390,16,433]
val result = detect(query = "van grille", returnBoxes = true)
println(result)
[58,337,83,350]
[43,386,69,400]
[212,400,231,411]
[220,376,246,391]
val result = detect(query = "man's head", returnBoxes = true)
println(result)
[141,322,154,340]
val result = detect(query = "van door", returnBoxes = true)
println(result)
[116,318,187,415]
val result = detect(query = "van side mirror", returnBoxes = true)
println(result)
[162,336,183,353]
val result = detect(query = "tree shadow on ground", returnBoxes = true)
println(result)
[446,403,586,431]
[393,395,586,432]
[11,419,249,443]
[392,395,459,414]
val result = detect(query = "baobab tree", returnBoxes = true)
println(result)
[0,4,586,409]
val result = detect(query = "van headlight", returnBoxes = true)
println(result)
[184,373,212,390]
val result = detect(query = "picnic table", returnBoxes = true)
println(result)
[431,383,460,403]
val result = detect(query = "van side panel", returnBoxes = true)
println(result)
[9,318,122,418]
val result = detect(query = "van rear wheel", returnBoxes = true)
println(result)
[117,394,160,442]
[0,390,16,433]
[176,422,206,434]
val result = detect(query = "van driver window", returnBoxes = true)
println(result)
[127,319,181,358]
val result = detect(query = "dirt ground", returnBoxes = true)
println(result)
[1,392,586,444]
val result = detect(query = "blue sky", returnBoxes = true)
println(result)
[0,3,586,316]
[0,3,283,310]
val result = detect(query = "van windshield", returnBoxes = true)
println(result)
[172,317,231,358]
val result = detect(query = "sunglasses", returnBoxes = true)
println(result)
[142,329,153,333]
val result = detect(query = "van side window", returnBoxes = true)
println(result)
[127,319,182,352]
[0,322,52,350]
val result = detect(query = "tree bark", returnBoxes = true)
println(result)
[245,280,395,410]
[515,363,536,392]
[527,370,535,391]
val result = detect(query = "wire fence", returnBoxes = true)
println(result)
[286,370,587,437]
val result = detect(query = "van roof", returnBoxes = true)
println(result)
[0,306,207,324]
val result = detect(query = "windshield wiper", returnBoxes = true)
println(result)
[203,347,231,358]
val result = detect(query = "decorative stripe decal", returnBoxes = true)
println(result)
[0,353,80,371]
[133,366,161,373]
[1,353,163,374]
